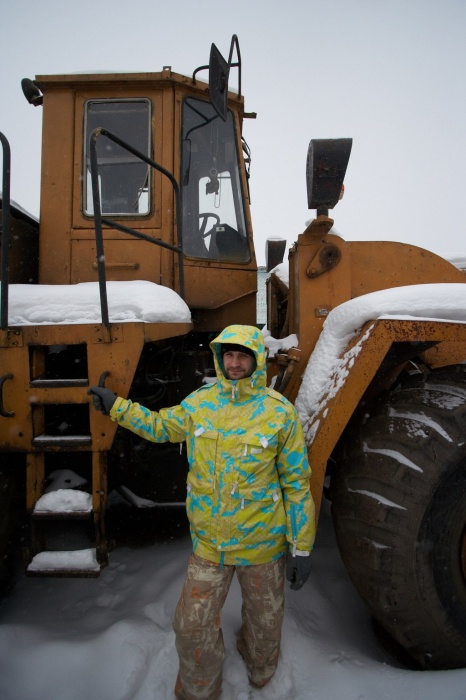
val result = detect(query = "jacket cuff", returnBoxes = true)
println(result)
[291,548,311,557]
[110,396,127,420]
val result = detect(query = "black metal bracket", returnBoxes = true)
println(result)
[89,128,185,329]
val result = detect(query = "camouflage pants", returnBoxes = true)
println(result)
[173,552,285,700]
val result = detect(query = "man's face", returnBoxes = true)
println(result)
[223,350,256,380]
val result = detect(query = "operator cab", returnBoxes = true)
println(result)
[22,35,257,324]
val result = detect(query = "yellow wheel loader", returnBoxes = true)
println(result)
[1,36,466,670]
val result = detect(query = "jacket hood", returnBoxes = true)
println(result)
[210,325,267,392]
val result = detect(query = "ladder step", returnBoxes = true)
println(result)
[32,434,92,447]
[27,548,101,577]
[30,378,89,388]
[33,489,92,518]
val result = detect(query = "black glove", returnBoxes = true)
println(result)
[88,386,117,414]
[286,551,311,591]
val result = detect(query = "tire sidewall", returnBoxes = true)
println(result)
[417,453,466,659]
[331,366,466,668]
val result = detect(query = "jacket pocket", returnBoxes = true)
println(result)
[190,427,218,480]
[186,471,214,538]
[238,430,280,481]
[231,484,286,540]
[235,483,281,505]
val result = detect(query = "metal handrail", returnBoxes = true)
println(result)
[227,35,242,98]
[89,127,185,327]
[0,132,11,330]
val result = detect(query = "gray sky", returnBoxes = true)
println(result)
[2,0,466,265]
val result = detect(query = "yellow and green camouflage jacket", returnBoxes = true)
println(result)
[110,324,315,566]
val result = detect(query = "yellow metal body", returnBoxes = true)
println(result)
[267,217,466,519]
[0,322,191,453]
[304,319,466,519]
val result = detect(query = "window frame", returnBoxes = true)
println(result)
[180,96,250,264]
[82,97,153,219]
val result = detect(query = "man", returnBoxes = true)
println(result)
[89,324,315,700]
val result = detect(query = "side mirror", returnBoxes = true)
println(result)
[208,35,241,122]
[306,138,352,216]
[209,43,229,121]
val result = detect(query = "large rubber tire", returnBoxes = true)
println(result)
[331,365,466,669]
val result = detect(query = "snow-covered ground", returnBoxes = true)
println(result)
[0,500,465,700]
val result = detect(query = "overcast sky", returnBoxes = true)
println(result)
[2,0,466,265]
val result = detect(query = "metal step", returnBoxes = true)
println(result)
[26,548,102,577]
[32,489,92,519]
[30,378,89,388]
[32,434,92,447]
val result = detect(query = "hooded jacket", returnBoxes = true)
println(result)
[110,324,315,566]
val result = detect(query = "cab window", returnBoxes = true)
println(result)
[83,99,151,216]
[181,97,249,262]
